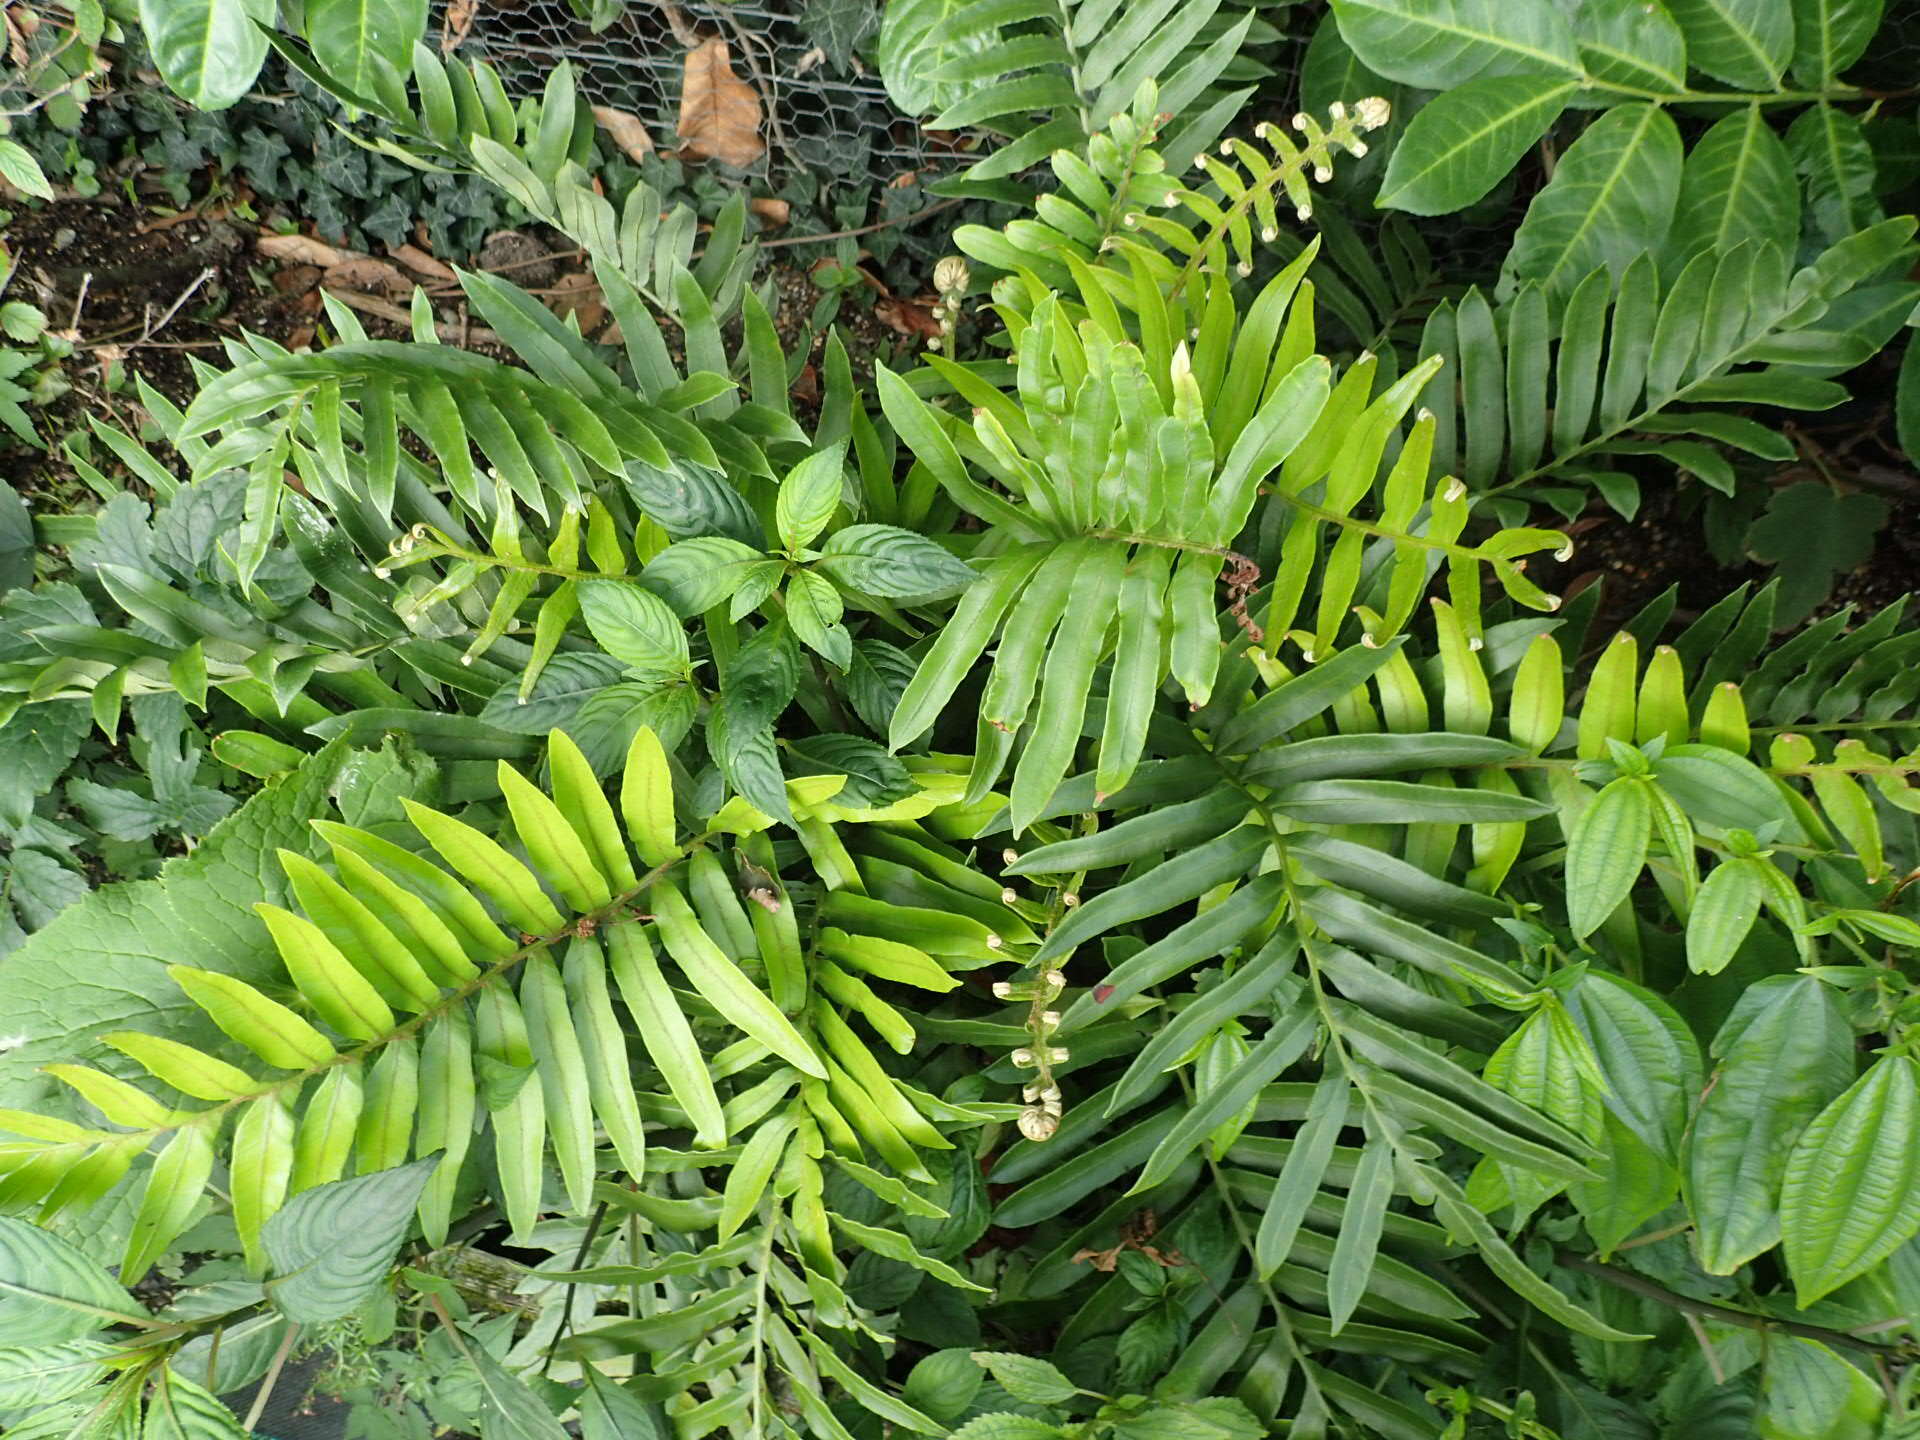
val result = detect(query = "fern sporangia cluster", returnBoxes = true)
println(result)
[2,9,1920,1437]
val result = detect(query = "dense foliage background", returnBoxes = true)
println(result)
[2,0,1920,1436]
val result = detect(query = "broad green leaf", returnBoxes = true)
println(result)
[580,581,692,678]
[263,1156,437,1322]
[1668,109,1800,262]
[139,0,273,108]
[465,1340,571,1440]
[817,524,978,600]
[970,1354,1079,1406]
[1788,0,1882,84]
[1666,0,1790,88]
[1571,0,1687,93]
[1780,1055,1920,1305]
[1565,777,1649,939]
[776,443,848,551]
[144,1368,250,1440]
[1787,103,1883,245]
[1761,1337,1884,1440]
[1378,76,1576,216]
[0,1338,114,1410]
[1501,104,1681,299]
[1686,976,1854,1274]
[303,0,427,114]
[0,1218,144,1344]
[0,141,54,202]
[1331,0,1583,88]
[641,536,767,617]
[1686,859,1764,974]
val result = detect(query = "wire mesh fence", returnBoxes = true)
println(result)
[440,0,948,179]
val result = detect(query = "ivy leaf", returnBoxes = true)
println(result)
[0,701,91,830]
[1745,481,1887,626]
[263,1157,437,1322]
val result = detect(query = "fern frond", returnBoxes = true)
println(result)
[0,730,992,1290]
[910,0,1271,185]
[882,262,1564,828]
[1429,218,1920,509]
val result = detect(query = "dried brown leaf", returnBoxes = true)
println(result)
[441,0,476,53]
[547,271,605,335]
[677,38,765,169]
[748,196,790,228]
[592,105,656,163]
[258,233,355,267]
[389,243,457,282]
[875,296,941,339]
[323,257,413,296]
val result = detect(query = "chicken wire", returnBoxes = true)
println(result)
[440,0,946,178]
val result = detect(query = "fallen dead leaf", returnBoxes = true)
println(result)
[677,38,765,169]
[874,296,941,339]
[389,243,457,282]
[547,271,605,336]
[271,263,323,296]
[258,233,355,267]
[748,196,790,228]
[592,105,655,163]
[790,363,818,406]
[441,0,476,53]
[792,46,825,77]
[323,257,413,297]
